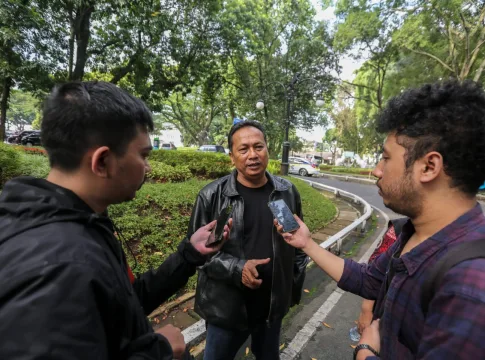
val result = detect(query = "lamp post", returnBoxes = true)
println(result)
[256,73,325,175]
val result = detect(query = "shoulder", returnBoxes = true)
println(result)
[440,257,485,303]
[198,174,232,197]
[0,221,110,281]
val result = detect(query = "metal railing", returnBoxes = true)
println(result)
[296,178,373,254]
[182,180,373,346]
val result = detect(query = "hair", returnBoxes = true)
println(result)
[227,120,267,151]
[41,81,154,171]
[376,79,485,195]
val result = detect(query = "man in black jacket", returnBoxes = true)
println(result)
[186,120,308,360]
[0,81,230,360]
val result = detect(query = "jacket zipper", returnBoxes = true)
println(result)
[266,190,277,328]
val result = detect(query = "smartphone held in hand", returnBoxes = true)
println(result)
[268,199,300,233]
[206,205,233,247]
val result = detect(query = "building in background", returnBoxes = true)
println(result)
[149,123,183,148]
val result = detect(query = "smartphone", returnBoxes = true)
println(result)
[206,205,233,247]
[268,199,300,233]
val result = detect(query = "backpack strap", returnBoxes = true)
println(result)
[421,240,485,315]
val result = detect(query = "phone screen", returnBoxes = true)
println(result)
[268,199,300,233]
[206,205,233,246]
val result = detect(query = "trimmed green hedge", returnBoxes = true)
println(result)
[0,144,21,186]
[147,161,193,183]
[149,149,232,179]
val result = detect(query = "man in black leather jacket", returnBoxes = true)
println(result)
[0,81,230,360]
[186,120,308,359]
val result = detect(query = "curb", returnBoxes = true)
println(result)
[319,172,376,185]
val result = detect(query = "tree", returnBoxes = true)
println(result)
[217,0,337,157]
[6,90,39,131]
[393,0,485,82]
[159,85,226,146]
[0,0,54,140]
[324,128,339,164]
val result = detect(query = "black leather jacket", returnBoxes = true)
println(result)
[186,170,309,330]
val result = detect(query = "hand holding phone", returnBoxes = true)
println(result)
[206,205,233,247]
[268,199,300,233]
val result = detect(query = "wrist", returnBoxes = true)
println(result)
[356,349,375,360]
[354,344,379,360]
[302,237,317,253]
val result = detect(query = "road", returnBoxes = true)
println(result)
[297,175,485,217]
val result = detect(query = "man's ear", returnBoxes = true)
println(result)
[90,146,113,178]
[419,151,443,183]
[229,152,235,166]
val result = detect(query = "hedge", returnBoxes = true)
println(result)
[149,149,232,179]
[319,164,372,176]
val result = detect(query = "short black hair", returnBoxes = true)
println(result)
[377,79,485,195]
[228,120,267,151]
[41,81,154,171]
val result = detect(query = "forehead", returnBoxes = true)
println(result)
[232,126,265,144]
[129,127,152,149]
[383,133,404,153]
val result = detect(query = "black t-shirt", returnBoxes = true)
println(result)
[236,180,274,325]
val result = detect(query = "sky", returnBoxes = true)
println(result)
[296,1,365,143]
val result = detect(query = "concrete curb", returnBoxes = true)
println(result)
[319,172,376,186]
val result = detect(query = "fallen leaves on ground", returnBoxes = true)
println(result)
[322,322,332,329]
[303,289,310,293]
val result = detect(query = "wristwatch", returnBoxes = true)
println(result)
[353,344,380,359]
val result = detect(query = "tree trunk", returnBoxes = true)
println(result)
[71,5,94,81]
[0,77,12,141]
[68,7,75,79]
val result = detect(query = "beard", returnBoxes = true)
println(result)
[379,172,423,219]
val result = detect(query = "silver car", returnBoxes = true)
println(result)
[288,157,320,177]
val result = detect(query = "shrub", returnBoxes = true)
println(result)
[0,143,21,187]
[14,146,47,157]
[18,153,50,179]
[147,161,193,183]
[267,159,281,175]
[149,150,232,179]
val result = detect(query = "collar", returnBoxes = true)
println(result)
[222,169,291,197]
[398,203,484,275]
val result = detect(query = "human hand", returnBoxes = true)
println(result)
[155,324,186,359]
[274,215,312,250]
[242,258,270,289]
[190,218,233,256]
[357,300,375,334]
[358,319,380,356]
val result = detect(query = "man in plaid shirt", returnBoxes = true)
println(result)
[275,80,485,359]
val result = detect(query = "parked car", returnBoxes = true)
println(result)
[198,145,226,153]
[7,130,40,144]
[160,143,177,150]
[20,132,42,147]
[288,157,320,177]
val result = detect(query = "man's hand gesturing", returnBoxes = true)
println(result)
[242,258,270,289]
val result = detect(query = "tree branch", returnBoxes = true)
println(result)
[404,46,454,73]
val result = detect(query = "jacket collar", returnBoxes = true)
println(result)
[222,169,290,197]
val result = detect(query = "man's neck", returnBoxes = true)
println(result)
[411,193,477,243]
[236,172,268,188]
[47,169,107,214]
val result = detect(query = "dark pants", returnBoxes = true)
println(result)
[204,319,282,360]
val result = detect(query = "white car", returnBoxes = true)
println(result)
[288,157,320,177]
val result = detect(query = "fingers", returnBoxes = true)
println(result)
[249,266,259,278]
[253,258,271,265]
[204,220,217,231]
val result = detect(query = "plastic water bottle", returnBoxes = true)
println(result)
[349,326,361,342]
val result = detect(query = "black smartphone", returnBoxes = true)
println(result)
[268,199,300,233]
[206,205,233,247]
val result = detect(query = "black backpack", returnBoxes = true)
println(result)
[420,240,485,315]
